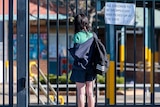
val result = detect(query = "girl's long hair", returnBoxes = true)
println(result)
[74,13,90,34]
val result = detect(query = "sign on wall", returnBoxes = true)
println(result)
[105,2,135,26]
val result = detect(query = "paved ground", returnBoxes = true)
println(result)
[0,84,160,106]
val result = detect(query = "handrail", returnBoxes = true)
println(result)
[31,83,160,96]
[31,83,160,89]
[116,62,160,72]
[29,61,65,105]
[29,61,56,104]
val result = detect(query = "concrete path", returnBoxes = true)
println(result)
[0,91,160,105]
[0,84,160,105]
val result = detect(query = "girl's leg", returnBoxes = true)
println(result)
[86,81,95,107]
[76,82,86,107]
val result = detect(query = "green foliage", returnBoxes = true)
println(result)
[38,73,124,84]
[58,74,72,83]
[96,75,125,84]
[39,73,73,84]
[116,76,125,90]
[97,74,105,84]
[116,77,124,84]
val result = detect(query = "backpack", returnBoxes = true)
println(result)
[92,32,109,75]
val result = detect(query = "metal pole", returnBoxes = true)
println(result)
[17,0,29,107]
[106,24,115,105]
[151,0,155,105]
[8,0,13,106]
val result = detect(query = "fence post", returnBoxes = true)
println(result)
[106,24,115,105]
[8,0,14,106]
[17,0,29,107]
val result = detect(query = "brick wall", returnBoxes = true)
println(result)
[126,71,160,83]
[29,60,48,75]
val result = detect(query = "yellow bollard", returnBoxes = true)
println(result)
[5,60,9,68]
[30,72,35,78]
[29,61,37,77]
[59,95,64,105]
[49,95,55,102]
[49,95,64,105]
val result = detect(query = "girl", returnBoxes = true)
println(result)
[69,13,96,107]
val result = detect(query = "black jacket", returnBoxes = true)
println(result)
[69,32,109,75]
[69,36,95,71]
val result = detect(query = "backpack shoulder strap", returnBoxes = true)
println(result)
[92,32,98,39]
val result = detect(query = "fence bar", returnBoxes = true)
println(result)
[106,24,115,105]
[143,0,146,105]
[37,0,40,104]
[85,1,89,105]
[11,0,160,106]
[76,0,79,15]
[65,0,69,106]
[133,0,137,105]
[46,0,50,105]
[2,0,5,105]
[85,0,88,16]
[124,26,127,105]
[105,24,109,106]
[8,0,14,106]
[28,1,30,104]
[56,0,59,105]
[75,1,78,106]
[114,8,117,107]
[151,0,155,105]
[17,0,29,106]
[95,0,98,107]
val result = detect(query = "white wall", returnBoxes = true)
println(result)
[49,33,73,58]
[0,61,3,83]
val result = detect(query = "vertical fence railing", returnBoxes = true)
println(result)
[46,0,50,105]
[143,0,146,105]
[111,0,159,106]
[13,0,159,107]
[17,0,29,106]
[133,0,137,105]
[95,0,98,107]
[0,0,159,107]
[151,0,155,105]
[0,0,160,106]
[0,0,19,106]
[65,0,69,106]
[2,0,5,106]
[75,1,78,106]
[56,0,60,105]
[0,0,10,106]
[27,1,30,106]
[37,0,40,104]
[8,0,14,106]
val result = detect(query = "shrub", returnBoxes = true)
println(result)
[116,77,124,84]
[38,73,124,85]
[39,73,72,84]
[97,74,105,84]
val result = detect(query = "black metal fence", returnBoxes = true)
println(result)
[0,0,160,107]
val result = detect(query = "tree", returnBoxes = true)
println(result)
[30,0,105,28]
